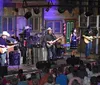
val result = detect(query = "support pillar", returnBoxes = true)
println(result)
[87,16,89,27]
[96,15,99,54]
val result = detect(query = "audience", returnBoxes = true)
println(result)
[44,74,55,85]
[26,74,33,85]
[86,63,93,78]
[67,66,74,81]
[90,76,97,85]
[71,79,81,85]
[0,77,3,85]
[39,68,51,85]
[2,54,100,85]
[68,70,82,85]
[78,65,88,79]
[17,69,26,81]
[56,66,68,85]
[11,76,18,85]
[97,75,100,85]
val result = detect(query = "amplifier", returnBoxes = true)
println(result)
[9,51,20,65]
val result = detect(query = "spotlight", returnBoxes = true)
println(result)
[46,8,49,12]
[58,7,66,13]
[34,8,40,14]
[24,12,32,19]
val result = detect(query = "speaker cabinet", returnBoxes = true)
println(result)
[0,66,8,77]
[9,51,20,65]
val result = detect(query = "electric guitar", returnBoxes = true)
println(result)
[0,47,7,53]
[0,45,15,53]
[83,35,100,44]
[46,36,63,48]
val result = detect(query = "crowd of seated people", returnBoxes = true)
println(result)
[0,57,100,85]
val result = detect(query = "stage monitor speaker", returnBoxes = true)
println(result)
[36,61,51,69]
[24,12,32,19]
[0,66,8,77]
[66,56,80,66]
[9,51,20,65]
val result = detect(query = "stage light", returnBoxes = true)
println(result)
[33,7,40,14]
[58,7,66,13]
[24,12,32,19]
[46,7,49,12]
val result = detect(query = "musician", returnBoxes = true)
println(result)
[0,31,10,66]
[45,27,56,60]
[70,28,78,49]
[84,26,93,58]
[70,28,79,55]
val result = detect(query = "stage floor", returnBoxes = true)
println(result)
[6,52,99,76]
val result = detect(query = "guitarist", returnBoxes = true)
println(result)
[45,27,56,60]
[0,31,10,66]
[84,26,93,58]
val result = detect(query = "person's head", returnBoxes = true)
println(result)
[68,66,74,73]
[72,79,80,85]
[72,70,78,77]
[86,63,92,71]
[74,29,76,33]
[72,28,76,34]
[79,65,86,71]
[86,25,93,36]
[2,31,10,39]
[58,66,64,74]
[47,27,53,34]
[11,77,18,85]
[18,69,23,76]
[90,76,97,85]
[92,65,98,73]
[47,75,54,84]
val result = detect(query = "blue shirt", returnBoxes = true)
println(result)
[56,74,67,85]
[0,37,7,47]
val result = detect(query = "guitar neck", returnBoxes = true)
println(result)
[53,36,63,43]
[54,38,60,42]
[93,36,100,38]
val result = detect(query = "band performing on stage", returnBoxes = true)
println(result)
[0,25,98,66]
[0,26,65,66]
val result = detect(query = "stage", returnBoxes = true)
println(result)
[4,52,98,77]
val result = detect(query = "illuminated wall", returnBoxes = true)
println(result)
[0,0,3,16]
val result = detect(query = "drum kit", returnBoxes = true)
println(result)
[19,26,47,64]
[19,29,44,47]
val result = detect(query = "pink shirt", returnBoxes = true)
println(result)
[68,77,82,85]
